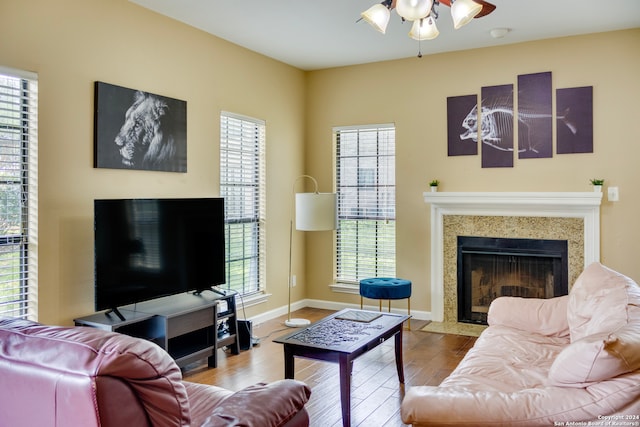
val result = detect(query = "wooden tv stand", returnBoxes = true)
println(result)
[74,291,239,368]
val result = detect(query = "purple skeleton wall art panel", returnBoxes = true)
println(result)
[556,86,593,154]
[517,72,552,159]
[480,84,514,168]
[447,94,478,156]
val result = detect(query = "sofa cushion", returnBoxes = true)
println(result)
[567,262,637,342]
[488,295,570,337]
[548,321,640,387]
[439,324,568,392]
[183,381,234,426]
[550,262,640,387]
[199,380,311,427]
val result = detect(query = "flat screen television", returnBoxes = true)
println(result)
[94,198,225,319]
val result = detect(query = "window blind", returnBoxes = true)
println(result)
[220,112,265,296]
[0,67,38,319]
[335,124,396,284]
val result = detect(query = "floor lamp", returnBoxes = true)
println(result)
[285,175,337,328]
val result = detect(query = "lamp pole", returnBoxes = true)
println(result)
[285,175,337,328]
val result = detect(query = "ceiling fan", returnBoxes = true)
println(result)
[438,0,497,19]
[360,0,497,41]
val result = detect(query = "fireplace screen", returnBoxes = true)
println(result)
[457,236,568,324]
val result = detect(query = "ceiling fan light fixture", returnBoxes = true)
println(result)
[451,0,482,29]
[361,3,392,34]
[409,17,439,40]
[396,0,433,21]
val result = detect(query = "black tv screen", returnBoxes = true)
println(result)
[94,198,225,312]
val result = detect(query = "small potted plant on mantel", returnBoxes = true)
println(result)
[429,179,439,192]
[589,178,604,192]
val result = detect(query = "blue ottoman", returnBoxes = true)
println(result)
[359,277,412,329]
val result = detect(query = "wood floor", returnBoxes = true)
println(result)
[183,307,476,427]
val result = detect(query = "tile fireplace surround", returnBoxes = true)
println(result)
[423,192,603,331]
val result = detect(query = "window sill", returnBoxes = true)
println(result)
[329,283,360,295]
[235,291,271,308]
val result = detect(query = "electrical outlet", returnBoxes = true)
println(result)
[292,275,297,287]
[608,186,620,202]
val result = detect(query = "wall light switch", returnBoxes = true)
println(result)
[608,186,619,202]
[292,275,297,287]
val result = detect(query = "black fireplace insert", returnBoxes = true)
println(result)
[457,236,568,324]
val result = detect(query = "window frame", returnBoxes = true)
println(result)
[0,66,38,320]
[219,111,266,297]
[333,124,396,287]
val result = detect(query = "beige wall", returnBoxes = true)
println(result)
[2,0,638,324]
[1,0,306,324]
[305,29,640,315]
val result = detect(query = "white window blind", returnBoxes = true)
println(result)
[335,124,396,284]
[220,112,265,296]
[0,67,38,319]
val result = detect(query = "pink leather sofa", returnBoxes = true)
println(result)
[402,262,640,426]
[0,317,311,427]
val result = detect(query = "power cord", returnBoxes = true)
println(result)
[233,290,262,345]
[256,327,289,341]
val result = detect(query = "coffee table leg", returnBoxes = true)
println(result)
[283,345,295,379]
[394,327,405,383]
[339,355,352,427]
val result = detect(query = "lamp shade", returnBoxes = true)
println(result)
[409,16,439,40]
[295,193,337,231]
[451,0,482,29]
[361,4,391,34]
[395,0,433,21]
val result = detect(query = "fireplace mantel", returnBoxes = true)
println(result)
[424,191,603,211]
[423,192,603,322]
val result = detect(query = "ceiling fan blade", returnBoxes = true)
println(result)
[473,0,496,18]
[438,0,496,18]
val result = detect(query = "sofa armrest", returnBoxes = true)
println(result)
[487,295,569,337]
[401,384,616,426]
[403,386,533,426]
[201,380,311,427]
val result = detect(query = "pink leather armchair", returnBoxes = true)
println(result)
[0,317,310,427]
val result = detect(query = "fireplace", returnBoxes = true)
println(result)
[423,192,602,326]
[457,236,568,324]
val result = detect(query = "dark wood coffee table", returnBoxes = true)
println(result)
[274,309,410,427]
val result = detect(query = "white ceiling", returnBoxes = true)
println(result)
[129,0,640,71]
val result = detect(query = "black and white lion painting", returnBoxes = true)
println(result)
[94,82,187,172]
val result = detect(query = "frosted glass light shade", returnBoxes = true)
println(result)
[451,0,482,29]
[396,0,433,21]
[295,193,337,231]
[361,4,391,34]
[409,17,439,40]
